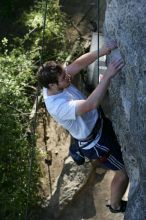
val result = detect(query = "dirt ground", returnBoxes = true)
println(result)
[37,109,70,199]
[36,1,129,219]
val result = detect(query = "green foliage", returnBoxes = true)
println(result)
[0,43,40,220]
[0,0,70,219]
[22,0,69,62]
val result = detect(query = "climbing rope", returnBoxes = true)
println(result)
[24,0,48,219]
[43,108,52,196]
[97,0,100,83]
[40,0,48,66]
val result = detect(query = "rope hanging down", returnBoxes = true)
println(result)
[97,0,100,84]
[24,0,48,219]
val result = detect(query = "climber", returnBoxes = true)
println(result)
[37,40,129,213]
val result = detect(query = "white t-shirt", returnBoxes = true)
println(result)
[43,84,98,140]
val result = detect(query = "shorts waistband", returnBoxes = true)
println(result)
[78,116,102,142]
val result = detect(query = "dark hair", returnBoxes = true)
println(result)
[37,61,63,88]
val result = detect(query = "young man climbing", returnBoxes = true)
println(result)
[37,41,129,213]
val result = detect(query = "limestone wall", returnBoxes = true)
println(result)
[104,1,146,219]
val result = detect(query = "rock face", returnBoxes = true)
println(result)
[104,1,146,219]
[38,158,93,219]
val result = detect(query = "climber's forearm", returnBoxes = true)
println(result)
[75,74,111,115]
[66,51,98,77]
[99,46,110,57]
[75,58,124,115]
[66,47,110,78]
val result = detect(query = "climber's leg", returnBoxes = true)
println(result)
[109,168,129,210]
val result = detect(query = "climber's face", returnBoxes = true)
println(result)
[57,69,71,89]
[48,68,71,93]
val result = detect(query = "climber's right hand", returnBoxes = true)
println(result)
[106,58,124,78]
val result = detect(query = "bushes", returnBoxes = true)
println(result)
[0,1,69,219]
[0,45,39,220]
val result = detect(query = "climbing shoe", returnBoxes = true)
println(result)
[106,200,127,213]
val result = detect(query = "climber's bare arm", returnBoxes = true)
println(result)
[75,58,124,115]
[66,39,117,79]
[66,49,106,78]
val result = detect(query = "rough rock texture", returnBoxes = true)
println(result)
[38,158,93,219]
[104,1,146,219]
[60,0,106,34]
